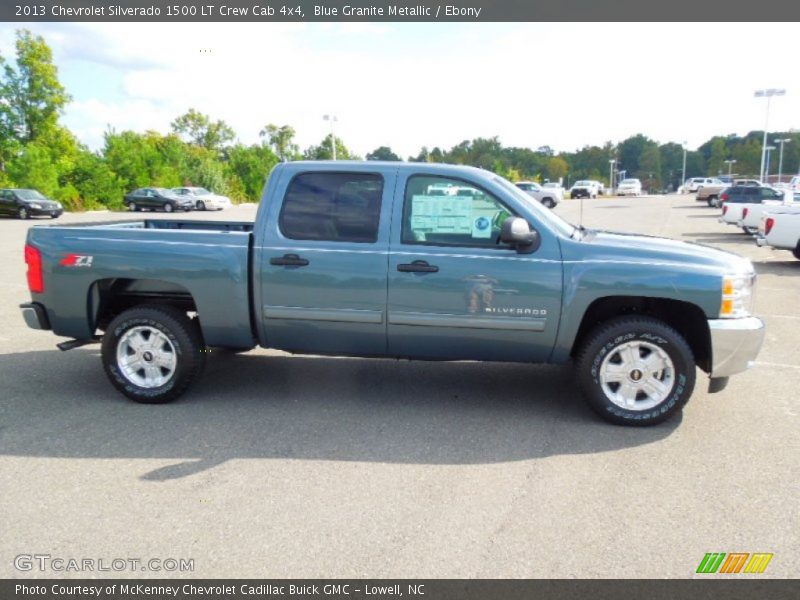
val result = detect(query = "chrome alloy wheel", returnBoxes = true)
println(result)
[116,326,177,388]
[599,340,675,411]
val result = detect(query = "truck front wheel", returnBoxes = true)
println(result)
[575,316,695,425]
[101,305,205,404]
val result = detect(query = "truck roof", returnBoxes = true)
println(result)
[276,160,492,178]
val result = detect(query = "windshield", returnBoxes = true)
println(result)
[192,188,212,195]
[155,188,173,195]
[494,176,576,238]
[574,181,591,186]
[16,190,47,200]
[621,179,639,184]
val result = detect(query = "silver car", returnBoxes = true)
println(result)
[171,187,233,211]
[514,181,562,209]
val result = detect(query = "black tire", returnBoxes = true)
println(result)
[793,244,800,260]
[18,206,30,219]
[197,200,206,211]
[101,305,205,404]
[707,196,718,207]
[542,198,555,209]
[742,226,757,235]
[164,203,174,213]
[129,202,138,212]
[575,316,696,426]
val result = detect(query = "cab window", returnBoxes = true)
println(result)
[279,172,383,243]
[402,175,515,248]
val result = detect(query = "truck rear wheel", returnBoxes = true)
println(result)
[101,305,205,404]
[575,316,695,425]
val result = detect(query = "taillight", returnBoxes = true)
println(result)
[742,208,749,219]
[723,205,728,215]
[765,218,775,235]
[721,192,729,201]
[24,244,44,293]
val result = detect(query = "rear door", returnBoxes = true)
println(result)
[257,168,395,356]
[387,173,563,362]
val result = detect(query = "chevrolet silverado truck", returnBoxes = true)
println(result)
[20,162,765,425]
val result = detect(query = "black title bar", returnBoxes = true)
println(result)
[4,0,800,22]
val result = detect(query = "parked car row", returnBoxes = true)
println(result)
[712,181,800,259]
[124,187,232,213]
[0,186,233,219]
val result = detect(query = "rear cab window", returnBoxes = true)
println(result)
[279,172,384,243]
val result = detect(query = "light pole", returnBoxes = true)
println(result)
[775,138,791,182]
[608,159,616,194]
[724,159,737,177]
[323,114,338,160]
[754,88,786,182]
[764,145,776,183]
[681,141,687,193]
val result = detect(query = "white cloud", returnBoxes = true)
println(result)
[4,22,798,157]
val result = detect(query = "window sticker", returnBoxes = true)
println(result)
[411,195,473,234]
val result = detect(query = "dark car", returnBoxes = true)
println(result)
[0,189,63,219]
[719,185,784,205]
[123,187,194,213]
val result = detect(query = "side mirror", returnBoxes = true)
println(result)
[500,217,540,254]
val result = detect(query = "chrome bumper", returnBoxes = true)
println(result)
[755,236,768,247]
[708,317,765,378]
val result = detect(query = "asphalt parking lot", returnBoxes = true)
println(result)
[0,196,797,579]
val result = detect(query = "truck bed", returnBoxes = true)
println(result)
[26,218,256,349]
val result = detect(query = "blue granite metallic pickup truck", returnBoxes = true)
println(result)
[20,162,765,425]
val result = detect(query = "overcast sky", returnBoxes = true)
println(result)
[0,22,797,157]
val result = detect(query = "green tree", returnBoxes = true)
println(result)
[226,144,279,200]
[0,29,70,146]
[366,146,401,161]
[170,108,235,152]
[259,124,298,161]
[545,156,568,182]
[6,142,59,196]
[303,134,358,160]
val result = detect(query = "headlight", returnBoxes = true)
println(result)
[55,202,62,208]
[28,203,42,209]
[720,273,756,318]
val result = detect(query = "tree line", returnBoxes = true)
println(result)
[1,30,798,211]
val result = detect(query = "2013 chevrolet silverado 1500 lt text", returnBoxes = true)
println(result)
[20,162,766,425]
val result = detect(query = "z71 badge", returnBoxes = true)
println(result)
[59,254,94,267]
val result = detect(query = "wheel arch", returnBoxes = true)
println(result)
[570,296,711,373]
[89,278,198,333]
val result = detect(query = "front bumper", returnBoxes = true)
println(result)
[28,206,63,217]
[20,302,51,330]
[708,317,765,378]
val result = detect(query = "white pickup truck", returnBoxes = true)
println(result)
[719,186,784,233]
[757,210,800,259]
[737,191,798,233]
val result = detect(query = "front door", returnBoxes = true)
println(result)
[257,169,395,356]
[387,174,563,362]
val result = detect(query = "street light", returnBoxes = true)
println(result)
[764,145,776,182]
[754,88,786,182]
[724,159,737,177]
[608,159,616,194]
[681,141,688,193]
[323,114,338,160]
[774,138,791,181]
